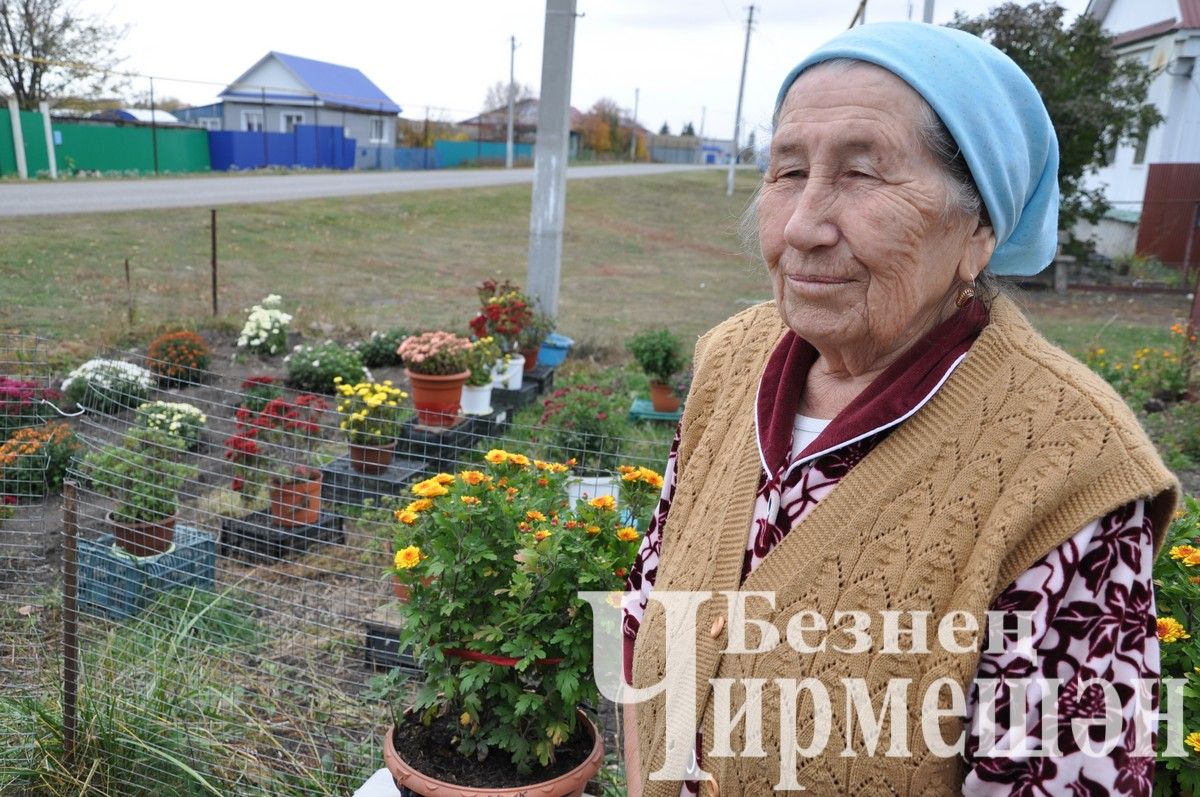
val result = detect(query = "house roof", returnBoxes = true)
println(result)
[459,98,584,129]
[88,108,181,124]
[221,52,400,114]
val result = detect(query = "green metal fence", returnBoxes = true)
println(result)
[0,109,211,177]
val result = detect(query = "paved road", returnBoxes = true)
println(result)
[0,163,715,217]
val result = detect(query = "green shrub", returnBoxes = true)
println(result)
[284,341,367,393]
[534,384,628,473]
[355,328,409,368]
[626,328,686,384]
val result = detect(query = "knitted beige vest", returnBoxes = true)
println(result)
[632,297,1178,797]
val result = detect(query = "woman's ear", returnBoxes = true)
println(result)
[958,222,996,283]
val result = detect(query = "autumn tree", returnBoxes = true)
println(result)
[949,1,1161,228]
[482,80,536,112]
[0,0,127,109]
[578,97,628,155]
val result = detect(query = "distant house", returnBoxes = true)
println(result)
[174,51,400,149]
[457,99,584,160]
[1080,0,1200,266]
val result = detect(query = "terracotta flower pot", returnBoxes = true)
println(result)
[349,440,396,475]
[108,511,176,557]
[268,471,323,528]
[649,380,681,413]
[383,709,603,797]
[406,369,469,427]
[520,346,541,372]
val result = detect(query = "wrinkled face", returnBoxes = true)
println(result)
[759,63,992,367]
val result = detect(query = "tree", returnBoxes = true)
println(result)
[0,0,127,109]
[579,97,627,155]
[948,2,1161,229]
[482,80,536,112]
[658,121,671,135]
[127,90,186,112]
[681,121,696,136]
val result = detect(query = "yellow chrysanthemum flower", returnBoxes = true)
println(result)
[1187,731,1200,754]
[1170,545,1198,561]
[460,712,472,727]
[585,524,601,535]
[589,495,616,511]
[394,509,419,525]
[1158,617,1190,644]
[526,510,547,522]
[412,480,449,498]
[393,545,422,569]
[433,472,455,485]
[460,495,481,505]
[616,526,640,543]
[534,529,552,541]
[459,470,491,486]
[509,453,531,467]
[405,499,433,513]
[485,449,509,464]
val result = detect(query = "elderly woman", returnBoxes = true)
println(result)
[622,22,1178,797]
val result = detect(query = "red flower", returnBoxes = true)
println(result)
[231,478,244,492]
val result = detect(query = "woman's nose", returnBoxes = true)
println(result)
[782,180,839,251]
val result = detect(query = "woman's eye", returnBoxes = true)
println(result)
[845,170,874,180]
[779,169,807,180]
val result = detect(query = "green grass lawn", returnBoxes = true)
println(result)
[0,170,769,354]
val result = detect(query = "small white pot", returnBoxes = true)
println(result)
[461,383,493,415]
[565,474,621,509]
[504,354,525,390]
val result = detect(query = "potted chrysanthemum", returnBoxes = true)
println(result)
[397,331,473,427]
[335,378,410,474]
[381,448,661,796]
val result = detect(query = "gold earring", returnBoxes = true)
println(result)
[955,284,976,308]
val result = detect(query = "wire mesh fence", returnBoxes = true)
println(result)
[1,340,668,795]
[0,334,64,698]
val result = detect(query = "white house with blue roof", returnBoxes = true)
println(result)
[176,51,400,156]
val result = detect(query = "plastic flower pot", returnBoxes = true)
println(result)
[407,369,469,427]
[268,471,323,528]
[108,512,176,558]
[460,383,493,416]
[349,441,397,475]
[504,354,525,390]
[536,333,574,368]
[520,345,541,372]
[565,474,620,509]
[383,708,603,797]
[649,381,681,413]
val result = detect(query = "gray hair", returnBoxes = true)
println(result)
[743,57,999,299]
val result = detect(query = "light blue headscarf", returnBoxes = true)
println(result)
[775,22,1059,277]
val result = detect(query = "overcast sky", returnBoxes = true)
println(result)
[78,0,1091,141]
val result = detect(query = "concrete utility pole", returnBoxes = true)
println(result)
[629,87,639,160]
[726,4,756,196]
[525,0,578,317]
[923,0,935,23]
[7,96,28,180]
[506,35,517,169]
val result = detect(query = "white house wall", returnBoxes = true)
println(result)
[1083,31,1200,213]
[1101,0,1179,33]
[231,58,309,98]
[219,101,394,145]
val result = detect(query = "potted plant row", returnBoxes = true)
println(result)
[382,448,662,796]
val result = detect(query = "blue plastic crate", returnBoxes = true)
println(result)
[537,332,574,367]
[628,398,683,423]
[78,524,217,620]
